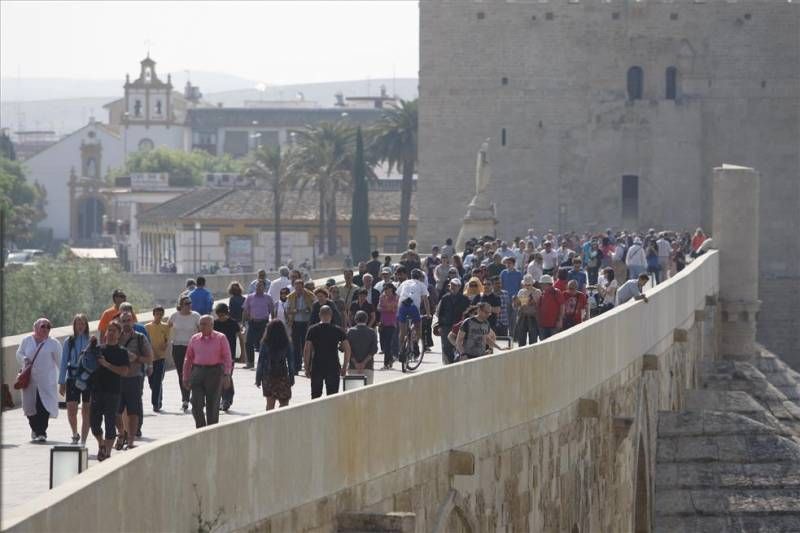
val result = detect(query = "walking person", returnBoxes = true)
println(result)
[436,278,469,364]
[626,238,647,280]
[16,318,61,443]
[168,296,200,412]
[189,276,214,316]
[304,306,351,399]
[287,278,314,375]
[58,314,91,444]
[91,322,130,461]
[145,307,170,413]
[182,315,233,428]
[213,303,244,412]
[537,275,564,340]
[115,312,152,450]
[378,283,399,369]
[98,289,137,343]
[243,280,274,369]
[513,275,541,347]
[227,281,246,362]
[256,319,293,410]
[346,311,378,385]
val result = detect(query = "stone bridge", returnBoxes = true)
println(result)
[3,166,798,532]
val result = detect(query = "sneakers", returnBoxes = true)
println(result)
[35,435,46,443]
[71,434,80,445]
[221,401,231,412]
[181,401,189,412]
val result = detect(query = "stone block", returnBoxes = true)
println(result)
[674,329,689,343]
[642,354,659,372]
[336,511,416,533]
[448,450,475,476]
[695,309,707,322]
[576,398,599,419]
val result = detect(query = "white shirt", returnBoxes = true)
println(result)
[616,279,642,305]
[541,249,559,270]
[626,244,647,267]
[169,311,201,345]
[656,238,671,258]
[397,279,429,310]
[268,276,292,301]
[527,260,543,281]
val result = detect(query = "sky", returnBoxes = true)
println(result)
[0,0,419,84]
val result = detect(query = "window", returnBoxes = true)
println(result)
[192,131,217,146]
[134,100,142,117]
[501,77,509,86]
[223,131,250,157]
[501,128,507,147]
[665,67,677,100]
[627,66,644,101]
[622,175,639,221]
[138,138,154,152]
[155,100,163,115]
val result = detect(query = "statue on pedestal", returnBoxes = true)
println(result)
[455,139,498,250]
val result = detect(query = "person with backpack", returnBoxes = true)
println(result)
[256,319,294,410]
[58,313,92,444]
[114,312,153,450]
[625,237,648,280]
[454,302,507,360]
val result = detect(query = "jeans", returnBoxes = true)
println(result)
[172,345,190,403]
[148,359,165,410]
[440,329,455,364]
[221,365,235,407]
[515,315,539,347]
[246,320,268,367]
[90,392,120,440]
[27,391,51,438]
[539,326,558,340]
[627,265,646,280]
[379,325,397,366]
[189,365,223,428]
[310,371,340,399]
[290,321,308,374]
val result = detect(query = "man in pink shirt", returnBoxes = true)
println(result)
[182,315,232,428]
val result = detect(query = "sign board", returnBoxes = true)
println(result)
[227,236,253,271]
[130,173,170,191]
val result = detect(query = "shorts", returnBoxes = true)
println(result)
[117,377,144,417]
[397,304,421,324]
[65,378,90,403]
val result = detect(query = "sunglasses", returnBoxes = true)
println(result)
[40,324,51,329]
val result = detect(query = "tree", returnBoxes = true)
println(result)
[350,127,371,263]
[243,145,298,270]
[370,99,418,248]
[0,131,15,160]
[293,121,355,256]
[2,255,152,336]
[0,155,46,244]
[112,147,244,186]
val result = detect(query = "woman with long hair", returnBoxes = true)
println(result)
[58,313,92,444]
[256,319,293,411]
[463,277,484,304]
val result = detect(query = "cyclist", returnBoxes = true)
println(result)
[397,297,421,367]
[396,268,431,357]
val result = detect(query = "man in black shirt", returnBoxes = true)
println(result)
[91,321,130,462]
[214,303,244,411]
[348,288,375,328]
[478,278,502,331]
[309,288,343,328]
[436,278,470,364]
[365,250,382,279]
[304,306,351,399]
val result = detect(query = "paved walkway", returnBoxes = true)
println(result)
[1,342,446,515]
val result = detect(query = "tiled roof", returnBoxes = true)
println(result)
[187,107,383,130]
[138,188,232,221]
[157,188,415,223]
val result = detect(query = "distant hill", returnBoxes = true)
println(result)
[0,75,418,135]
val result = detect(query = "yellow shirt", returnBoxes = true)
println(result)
[145,322,170,360]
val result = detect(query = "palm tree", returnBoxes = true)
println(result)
[243,145,298,270]
[370,98,417,249]
[293,121,355,256]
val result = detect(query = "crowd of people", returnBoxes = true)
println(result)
[15,226,710,462]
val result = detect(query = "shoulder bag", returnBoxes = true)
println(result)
[14,341,45,390]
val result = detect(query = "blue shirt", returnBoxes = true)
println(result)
[500,269,523,296]
[189,286,214,315]
[567,269,588,291]
[58,334,90,385]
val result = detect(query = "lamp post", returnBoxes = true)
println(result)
[50,446,88,489]
[194,222,202,273]
[342,374,368,391]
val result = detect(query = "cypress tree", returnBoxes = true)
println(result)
[350,127,371,262]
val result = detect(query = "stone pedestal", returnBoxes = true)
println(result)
[712,164,760,360]
[455,202,497,251]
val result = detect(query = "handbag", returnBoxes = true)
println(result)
[14,341,45,390]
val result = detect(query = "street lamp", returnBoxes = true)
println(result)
[342,374,368,391]
[194,222,202,273]
[50,446,88,489]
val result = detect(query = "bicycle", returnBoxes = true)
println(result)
[398,317,426,373]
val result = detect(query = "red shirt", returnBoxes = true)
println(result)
[563,291,588,324]
[538,287,563,328]
[554,279,568,292]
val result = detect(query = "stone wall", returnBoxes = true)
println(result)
[1,253,718,533]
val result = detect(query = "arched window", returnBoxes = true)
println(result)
[627,66,644,101]
[665,66,677,100]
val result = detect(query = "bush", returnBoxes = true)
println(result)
[3,258,153,335]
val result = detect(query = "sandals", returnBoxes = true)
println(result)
[114,432,127,451]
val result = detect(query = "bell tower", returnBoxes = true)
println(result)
[123,55,173,127]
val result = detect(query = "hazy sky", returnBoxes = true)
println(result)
[0,1,419,83]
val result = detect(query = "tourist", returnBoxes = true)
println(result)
[248,269,270,294]
[397,269,431,355]
[58,313,91,444]
[243,280,275,369]
[586,241,603,285]
[256,319,293,410]
[378,283,399,369]
[671,241,687,276]
[626,237,647,280]
[452,254,465,278]
[275,287,291,325]
[400,240,422,271]
[433,254,452,292]
[304,306,351,399]
[189,276,214,316]
[287,278,314,375]
[214,303,244,412]
[463,276,484,303]
[490,276,510,336]
[17,318,61,443]
[361,273,380,307]
[339,269,358,311]
[567,258,589,292]
[168,296,200,412]
[353,261,368,287]
[691,228,707,256]
[182,315,233,428]
[541,241,559,275]
[98,289,136,343]
[91,322,130,461]
[383,255,394,273]
[441,237,455,259]
[145,306,170,413]
[374,267,392,293]
[347,310,378,384]
[562,280,589,330]
[227,282,245,325]
[597,267,618,313]
[616,273,651,306]
[349,288,376,328]
[366,250,382,278]
[537,275,563,340]
[436,278,469,364]
[268,266,292,302]
[328,285,348,324]
[115,312,152,450]
[309,287,344,328]
[454,302,505,360]
[513,275,540,347]
[656,233,672,281]
[487,252,504,278]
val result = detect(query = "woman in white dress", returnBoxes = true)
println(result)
[16,318,62,442]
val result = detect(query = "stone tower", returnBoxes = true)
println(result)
[418,0,800,366]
